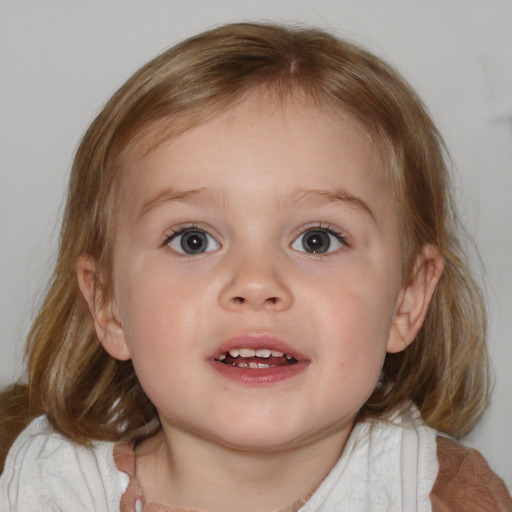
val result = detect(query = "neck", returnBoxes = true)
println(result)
[135,422,353,512]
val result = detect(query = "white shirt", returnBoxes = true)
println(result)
[0,407,438,511]
[0,416,125,511]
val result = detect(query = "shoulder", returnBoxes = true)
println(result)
[0,415,126,511]
[431,436,512,512]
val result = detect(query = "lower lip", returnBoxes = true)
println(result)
[209,360,309,385]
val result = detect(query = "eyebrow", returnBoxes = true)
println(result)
[288,188,375,221]
[139,187,209,220]
[138,186,375,221]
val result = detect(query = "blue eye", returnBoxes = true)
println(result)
[167,229,220,255]
[291,228,346,254]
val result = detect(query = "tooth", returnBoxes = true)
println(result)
[256,363,270,368]
[271,350,284,357]
[255,348,271,358]
[285,354,292,360]
[249,362,258,369]
[238,362,248,368]
[218,353,226,360]
[229,349,240,357]
[239,348,256,357]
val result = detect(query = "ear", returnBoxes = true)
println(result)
[76,255,131,361]
[387,245,444,354]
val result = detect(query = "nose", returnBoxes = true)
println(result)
[218,252,293,312]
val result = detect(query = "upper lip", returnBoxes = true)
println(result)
[211,333,307,361]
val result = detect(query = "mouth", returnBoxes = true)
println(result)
[210,335,307,384]
[215,348,298,368]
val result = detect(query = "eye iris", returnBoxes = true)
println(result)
[303,230,330,253]
[181,231,207,254]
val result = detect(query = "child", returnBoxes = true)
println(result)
[0,22,510,512]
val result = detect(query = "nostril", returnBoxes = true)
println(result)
[231,296,279,306]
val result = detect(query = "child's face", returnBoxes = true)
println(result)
[93,94,422,451]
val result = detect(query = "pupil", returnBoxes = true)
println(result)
[303,230,330,253]
[181,231,206,254]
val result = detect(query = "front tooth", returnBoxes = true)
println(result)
[239,348,256,357]
[229,349,240,357]
[271,350,284,357]
[238,362,248,368]
[249,362,258,369]
[256,363,270,368]
[255,348,271,358]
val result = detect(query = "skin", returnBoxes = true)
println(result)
[78,94,443,511]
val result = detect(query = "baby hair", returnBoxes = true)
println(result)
[0,22,488,470]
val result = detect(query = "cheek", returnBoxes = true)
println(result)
[116,276,206,412]
[308,272,395,385]
[313,270,396,343]
[116,267,201,359]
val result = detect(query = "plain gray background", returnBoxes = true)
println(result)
[1,0,511,489]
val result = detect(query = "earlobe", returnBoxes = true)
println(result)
[76,255,131,361]
[387,245,445,354]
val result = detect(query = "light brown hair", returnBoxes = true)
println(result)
[0,22,488,471]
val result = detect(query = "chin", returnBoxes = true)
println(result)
[211,417,346,454]
[201,420,311,453]
[219,433,305,453]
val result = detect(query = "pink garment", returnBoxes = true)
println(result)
[113,437,512,512]
[114,441,314,512]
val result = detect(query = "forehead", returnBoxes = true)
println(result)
[117,94,393,221]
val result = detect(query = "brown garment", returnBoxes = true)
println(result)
[431,436,512,512]
[114,437,512,512]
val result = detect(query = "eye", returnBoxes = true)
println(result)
[167,228,220,255]
[291,227,347,254]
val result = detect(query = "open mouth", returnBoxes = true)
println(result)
[215,348,298,368]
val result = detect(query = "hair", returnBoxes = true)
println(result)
[0,22,489,472]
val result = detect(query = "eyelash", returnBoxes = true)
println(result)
[161,223,204,248]
[292,223,349,252]
[161,224,220,257]
[161,222,349,255]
